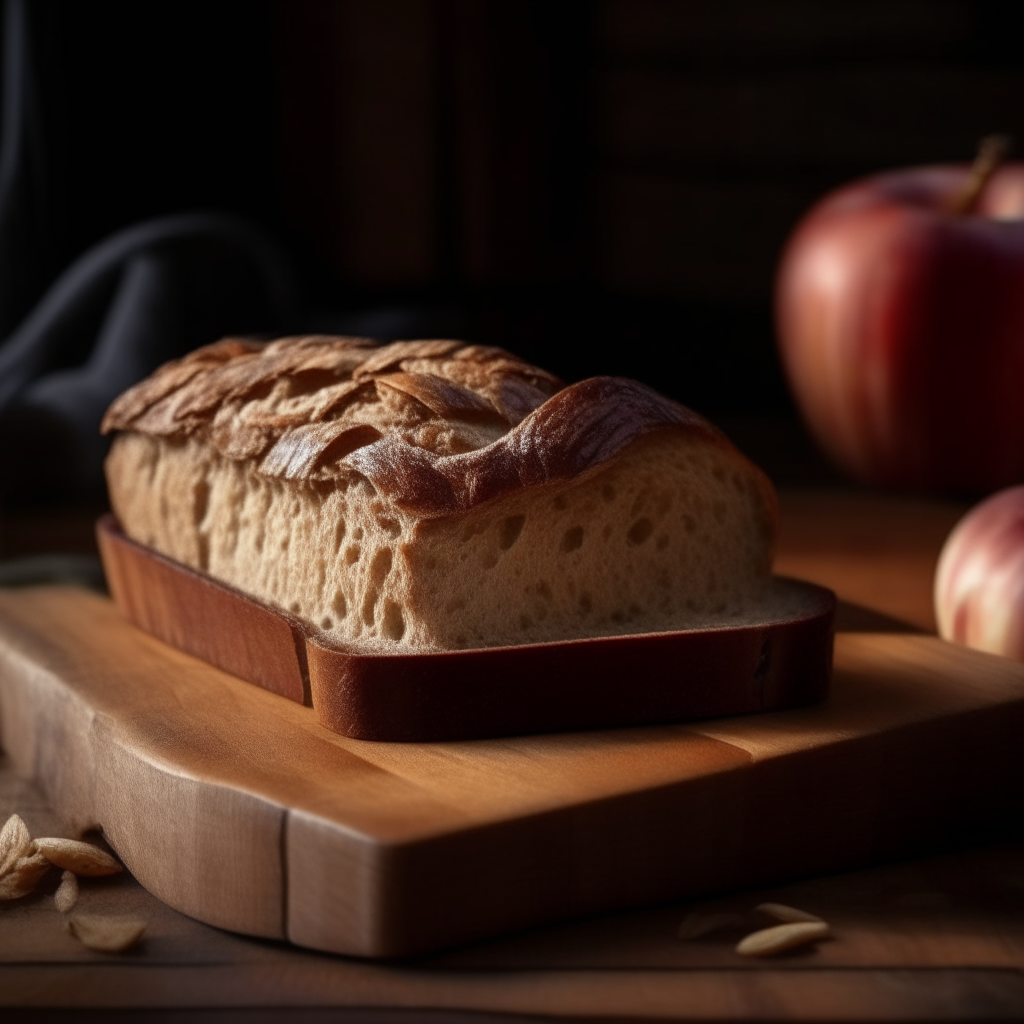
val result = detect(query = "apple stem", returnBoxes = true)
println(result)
[949,134,1012,215]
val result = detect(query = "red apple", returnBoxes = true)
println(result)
[776,151,1024,492]
[935,485,1024,660]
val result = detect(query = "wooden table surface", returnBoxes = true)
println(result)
[4,489,1024,1022]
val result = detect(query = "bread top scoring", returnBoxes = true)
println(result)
[103,335,769,520]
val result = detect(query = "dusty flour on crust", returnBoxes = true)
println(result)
[103,336,778,651]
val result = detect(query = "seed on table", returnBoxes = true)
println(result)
[54,870,79,913]
[736,921,830,957]
[0,814,33,876]
[68,914,146,953]
[0,851,51,900]
[35,837,123,877]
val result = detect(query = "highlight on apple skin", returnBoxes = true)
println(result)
[775,159,1024,493]
[935,486,1024,660]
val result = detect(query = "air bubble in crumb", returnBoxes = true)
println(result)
[192,479,210,525]
[495,514,524,551]
[561,526,584,552]
[369,547,393,583]
[361,588,378,626]
[628,518,653,544]
[382,601,406,641]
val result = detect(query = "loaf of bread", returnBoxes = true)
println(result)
[102,336,780,651]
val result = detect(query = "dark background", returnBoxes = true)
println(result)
[4,0,1024,527]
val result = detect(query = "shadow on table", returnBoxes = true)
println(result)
[835,600,927,635]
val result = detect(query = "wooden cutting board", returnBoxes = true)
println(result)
[0,585,1022,959]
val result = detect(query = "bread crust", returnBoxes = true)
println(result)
[103,336,772,523]
[101,336,563,477]
[347,376,750,517]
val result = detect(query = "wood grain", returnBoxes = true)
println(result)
[4,964,1024,1020]
[1,583,1023,957]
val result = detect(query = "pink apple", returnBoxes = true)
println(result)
[776,155,1024,492]
[935,485,1024,660]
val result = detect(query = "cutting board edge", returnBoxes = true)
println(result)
[0,612,288,941]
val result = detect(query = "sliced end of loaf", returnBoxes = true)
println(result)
[400,429,775,648]
[106,426,776,652]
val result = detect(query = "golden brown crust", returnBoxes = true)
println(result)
[102,335,773,531]
[102,336,563,468]
[346,376,775,522]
